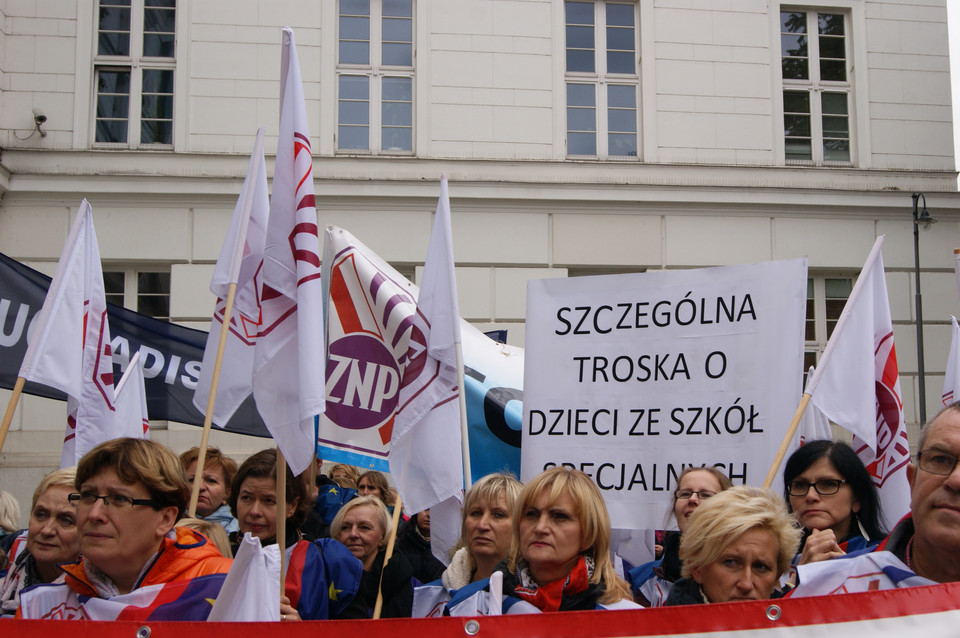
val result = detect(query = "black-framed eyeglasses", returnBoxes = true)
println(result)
[674,489,716,501]
[68,491,161,510]
[917,450,960,476]
[787,479,846,497]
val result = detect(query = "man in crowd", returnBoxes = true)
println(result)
[791,402,960,594]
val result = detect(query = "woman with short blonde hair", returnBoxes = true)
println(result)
[665,486,801,605]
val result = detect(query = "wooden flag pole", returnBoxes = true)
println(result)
[455,342,472,491]
[187,281,239,518]
[762,393,812,489]
[373,493,403,619]
[277,447,288,596]
[0,377,26,457]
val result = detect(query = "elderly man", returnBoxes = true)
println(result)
[790,403,960,595]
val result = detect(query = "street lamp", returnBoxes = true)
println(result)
[912,192,936,425]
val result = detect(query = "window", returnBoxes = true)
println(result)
[804,276,852,378]
[564,1,639,158]
[337,0,414,153]
[104,270,171,321]
[95,0,176,147]
[781,10,851,164]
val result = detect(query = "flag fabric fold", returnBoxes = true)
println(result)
[798,366,833,445]
[389,175,465,563]
[208,533,280,622]
[252,27,325,475]
[193,127,269,426]
[113,351,150,439]
[806,236,911,531]
[18,200,118,467]
[943,316,960,407]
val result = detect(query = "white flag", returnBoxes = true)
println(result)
[208,533,281,622]
[807,236,911,531]
[799,366,833,444]
[113,351,150,440]
[252,27,325,475]
[193,127,269,425]
[943,316,960,407]
[19,200,118,466]
[390,175,464,563]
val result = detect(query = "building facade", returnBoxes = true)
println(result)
[1,0,958,516]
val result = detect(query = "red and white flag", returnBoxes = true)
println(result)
[806,236,910,531]
[252,27,325,475]
[18,200,118,467]
[389,176,465,563]
[798,365,833,445]
[193,127,269,425]
[943,316,960,407]
[113,351,150,439]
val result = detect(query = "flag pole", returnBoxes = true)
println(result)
[0,377,26,456]
[762,393,812,488]
[455,341,472,490]
[277,447,288,596]
[373,492,403,620]
[187,281,238,518]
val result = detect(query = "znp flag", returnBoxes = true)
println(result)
[252,27,325,475]
[18,200,118,467]
[807,236,911,531]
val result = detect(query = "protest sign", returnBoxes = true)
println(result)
[521,259,807,530]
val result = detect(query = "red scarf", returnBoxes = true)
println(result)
[514,556,590,612]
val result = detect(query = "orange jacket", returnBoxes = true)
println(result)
[60,527,232,597]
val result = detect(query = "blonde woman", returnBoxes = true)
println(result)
[499,467,639,611]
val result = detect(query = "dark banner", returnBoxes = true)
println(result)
[0,252,271,438]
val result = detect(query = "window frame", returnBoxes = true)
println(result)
[779,7,854,166]
[804,274,853,376]
[92,0,177,150]
[563,0,640,160]
[103,268,172,321]
[335,0,416,155]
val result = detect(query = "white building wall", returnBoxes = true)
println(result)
[0,0,958,524]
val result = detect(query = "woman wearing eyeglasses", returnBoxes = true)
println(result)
[782,440,886,567]
[18,438,232,619]
[628,467,732,606]
[0,468,79,616]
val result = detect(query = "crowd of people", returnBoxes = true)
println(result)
[2,401,960,620]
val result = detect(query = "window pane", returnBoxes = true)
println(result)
[825,278,852,299]
[99,2,131,56]
[143,34,175,57]
[339,75,369,150]
[567,107,596,131]
[568,132,596,155]
[805,278,815,341]
[606,3,634,74]
[606,3,633,26]
[383,0,412,17]
[339,12,370,64]
[340,15,370,40]
[141,94,173,119]
[608,83,635,108]
[382,16,412,42]
[566,1,594,25]
[820,59,846,82]
[566,50,595,73]
[607,51,634,74]
[382,126,412,151]
[781,11,806,34]
[785,138,811,161]
[822,115,848,138]
[99,32,131,56]
[97,119,128,144]
[340,41,370,65]
[823,139,850,162]
[782,56,808,80]
[382,42,412,67]
[780,11,808,80]
[383,76,412,101]
[783,91,810,114]
[608,133,636,157]
[821,92,847,115]
[382,101,412,126]
[96,69,130,143]
[819,36,844,62]
[567,82,595,106]
[338,126,368,150]
[141,120,172,144]
[608,109,636,133]
[103,271,125,307]
[818,14,844,36]
[780,34,807,58]
[784,114,811,137]
[143,7,175,34]
[606,27,634,52]
[142,68,174,93]
[341,0,370,13]
[566,1,595,73]
[340,75,369,99]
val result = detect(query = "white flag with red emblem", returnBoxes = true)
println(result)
[18,200,118,466]
[807,236,911,531]
[252,27,325,475]
[943,316,960,407]
[389,176,465,561]
[113,351,150,440]
[193,127,269,426]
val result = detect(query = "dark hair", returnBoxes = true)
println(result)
[782,440,886,541]
[228,448,309,531]
[357,470,395,506]
[76,438,189,520]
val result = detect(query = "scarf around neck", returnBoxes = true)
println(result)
[513,555,594,612]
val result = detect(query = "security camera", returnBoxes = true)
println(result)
[33,109,47,125]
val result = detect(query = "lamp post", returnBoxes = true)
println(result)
[912,193,935,425]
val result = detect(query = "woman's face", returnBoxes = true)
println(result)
[236,476,296,542]
[464,492,513,564]
[76,467,177,590]
[788,457,859,538]
[26,485,80,576]
[518,490,583,584]
[331,468,352,486]
[357,477,382,499]
[674,470,723,534]
[337,504,384,570]
[691,527,779,603]
[185,460,228,519]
